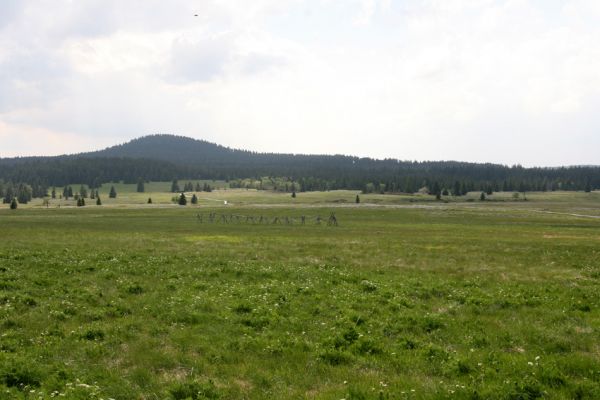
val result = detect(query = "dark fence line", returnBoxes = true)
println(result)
[196,212,338,226]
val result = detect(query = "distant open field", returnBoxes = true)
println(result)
[1,189,599,399]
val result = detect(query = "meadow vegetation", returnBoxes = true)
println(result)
[1,187,599,399]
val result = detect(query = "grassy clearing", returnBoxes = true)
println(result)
[1,192,599,399]
[24,181,600,208]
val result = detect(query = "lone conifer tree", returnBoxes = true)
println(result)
[291,191,296,198]
[178,193,187,206]
[10,198,17,210]
[431,181,441,198]
[356,194,360,204]
[453,181,461,196]
[191,194,198,204]
[96,196,102,205]
[137,179,145,193]
[109,186,117,198]
[480,192,486,201]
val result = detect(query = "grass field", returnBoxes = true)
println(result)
[1,188,600,399]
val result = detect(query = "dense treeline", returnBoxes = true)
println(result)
[0,157,180,187]
[0,134,599,200]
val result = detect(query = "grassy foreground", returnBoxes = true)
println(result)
[1,191,600,399]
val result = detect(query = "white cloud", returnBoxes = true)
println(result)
[0,0,599,165]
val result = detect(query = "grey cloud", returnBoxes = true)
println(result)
[166,36,286,84]
[0,0,23,30]
[0,49,71,112]
[167,35,234,83]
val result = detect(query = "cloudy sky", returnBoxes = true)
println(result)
[1,0,599,166]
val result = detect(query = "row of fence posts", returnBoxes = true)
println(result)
[196,212,338,226]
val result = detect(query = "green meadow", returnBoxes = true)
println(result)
[1,187,599,399]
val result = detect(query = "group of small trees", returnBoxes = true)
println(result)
[60,185,101,200]
[175,193,199,206]
[0,181,46,205]
[2,183,34,205]
[171,179,213,193]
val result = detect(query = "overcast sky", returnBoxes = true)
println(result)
[1,0,599,166]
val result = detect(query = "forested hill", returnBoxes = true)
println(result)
[0,134,599,193]
[86,135,248,164]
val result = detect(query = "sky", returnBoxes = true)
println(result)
[0,0,599,166]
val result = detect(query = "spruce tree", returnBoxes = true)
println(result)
[3,185,14,204]
[96,196,102,206]
[109,186,117,198]
[171,179,180,193]
[191,194,198,204]
[453,181,461,196]
[67,186,73,198]
[79,185,87,198]
[51,187,56,199]
[431,181,441,197]
[137,179,145,193]
[460,182,468,196]
[195,182,201,192]
[355,194,360,204]
[10,198,17,209]
[291,191,296,198]
[17,184,32,204]
[178,193,187,206]
[480,192,486,201]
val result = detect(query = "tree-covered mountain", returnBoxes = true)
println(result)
[1,134,599,197]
